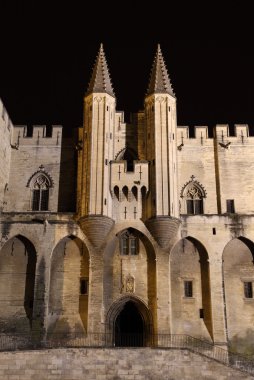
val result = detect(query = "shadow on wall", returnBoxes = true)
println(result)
[170,237,213,341]
[31,257,46,336]
[223,236,254,356]
[47,236,89,335]
[230,329,254,357]
[57,132,78,212]
[0,235,37,333]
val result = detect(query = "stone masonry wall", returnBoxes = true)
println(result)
[4,125,62,212]
[177,125,254,215]
[0,100,13,211]
[0,348,253,380]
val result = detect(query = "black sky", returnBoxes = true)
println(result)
[1,2,253,137]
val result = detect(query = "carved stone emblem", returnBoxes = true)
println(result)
[126,275,135,293]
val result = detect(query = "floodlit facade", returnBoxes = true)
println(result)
[0,44,254,355]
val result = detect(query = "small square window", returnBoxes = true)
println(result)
[184,281,193,297]
[80,278,89,295]
[244,282,253,298]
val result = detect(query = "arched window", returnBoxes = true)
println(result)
[32,174,50,211]
[120,229,139,256]
[114,186,120,201]
[186,186,203,214]
[27,166,53,211]
[181,176,206,215]
[132,186,138,201]
[122,186,129,201]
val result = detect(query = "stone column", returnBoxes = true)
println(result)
[31,235,52,340]
[208,257,227,346]
[87,250,104,333]
[156,249,171,334]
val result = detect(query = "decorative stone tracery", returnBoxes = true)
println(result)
[180,176,207,214]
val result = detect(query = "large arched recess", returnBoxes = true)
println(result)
[0,235,37,333]
[170,237,213,341]
[103,227,157,335]
[48,235,90,334]
[222,237,254,355]
[106,295,153,346]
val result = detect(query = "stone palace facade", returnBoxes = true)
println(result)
[0,44,254,355]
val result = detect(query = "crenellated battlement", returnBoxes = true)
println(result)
[0,98,14,132]
[12,125,62,146]
[214,124,250,140]
[115,111,125,123]
[177,124,253,143]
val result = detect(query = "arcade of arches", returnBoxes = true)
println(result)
[0,231,254,354]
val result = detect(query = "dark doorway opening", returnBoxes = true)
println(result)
[114,301,144,347]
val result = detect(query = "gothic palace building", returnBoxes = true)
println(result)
[0,44,254,355]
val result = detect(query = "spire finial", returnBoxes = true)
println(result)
[146,44,175,97]
[86,44,115,97]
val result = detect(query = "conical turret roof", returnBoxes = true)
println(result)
[86,44,115,97]
[146,44,175,97]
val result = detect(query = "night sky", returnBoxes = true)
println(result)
[1,2,253,137]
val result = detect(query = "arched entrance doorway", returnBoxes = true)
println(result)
[115,301,144,346]
[106,296,153,347]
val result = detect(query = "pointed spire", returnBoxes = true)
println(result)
[146,44,175,97]
[86,43,115,97]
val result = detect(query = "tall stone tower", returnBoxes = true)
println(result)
[144,45,180,249]
[80,43,115,217]
[145,44,179,218]
[78,44,116,247]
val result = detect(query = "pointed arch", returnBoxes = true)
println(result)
[0,235,37,333]
[238,236,254,260]
[103,227,157,339]
[114,185,119,201]
[48,235,90,334]
[180,176,207,214]
[122,186,128,200]
[26,165,54,188]
[105,295,153,346]
[222,236,254,355]
[141,186,148,220]
[115,147,138,172]
[131,186,138,201]
[27,166,53,211]
[170,236,213,341]
[115,146,139,161]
